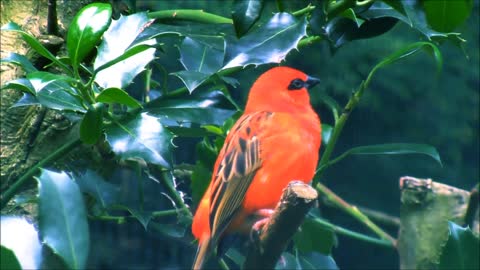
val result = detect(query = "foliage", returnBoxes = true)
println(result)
[0,0,475,269]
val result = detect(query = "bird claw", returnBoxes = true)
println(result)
[249,208,274,242]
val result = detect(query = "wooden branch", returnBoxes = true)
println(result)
[243,181,318,269]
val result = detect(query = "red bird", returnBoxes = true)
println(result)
[192,66,321,269]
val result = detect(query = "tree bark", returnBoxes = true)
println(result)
[0,0,92,200]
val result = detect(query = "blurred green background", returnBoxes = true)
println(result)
[85,0,479,269]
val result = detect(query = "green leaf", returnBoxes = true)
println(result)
[222,12,308,69]
[232,0,264,37]
[359,2,411,25]
[439,222,479,270]
[1,78,36,95]
[298,252,339,270]
[80,103,104,144]
[321,124,333,146]
[105,113,173,168]
[1,217,43,270]
[381,0,409,17]
[294,218,336,255]
[341,8,365,27]
[403,2,466,47]
[324,16,398,49]
[37,170,90,270]
[366,42,443,84]
[0,52,37,73]
[67,3,112,69]
[96,87,142,108]
[329,143,442,168]
[93,12,156,88]
[26,72,86,112]
[1,245,22,270]
[1,22,70,74]
[423,0,473,32]
[190,161,212,205]
[172,36,225,92]
[145,90,237,127]
[11,93,39,108]
[75,170,119,209]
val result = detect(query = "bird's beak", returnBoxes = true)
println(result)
[306,76,321,89]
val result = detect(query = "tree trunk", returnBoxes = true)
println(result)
[0,0,93,196]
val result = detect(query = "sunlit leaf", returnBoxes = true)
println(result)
[37,170,89,270]
[1,217,42,270]
[1,22,70,73]
[439,222,479,270]
[96,87,142,108]
[1,78,36,95]
[105,113,173,168]
[94,12,156,88]
[80,103,104,144]
[22,72,85,112]
[0,52,37,73]
[222,13,307,69]
[232,0,264,37]
[67,3,112,69]
[10,93,39,108]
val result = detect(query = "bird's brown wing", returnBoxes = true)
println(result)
[208,112,273,239]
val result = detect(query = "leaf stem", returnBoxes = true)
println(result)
[315,183,397,246]
[88,208,188,222]
[292,4,316,17]
[326,0,356,19]
[1,138,82,209]
[312,217,395,248]
[148,9,233,24]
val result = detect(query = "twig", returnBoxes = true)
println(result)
[243,181,318,269]
[315,183,397,246]
[312,217,395,248]
[358,206,400,228]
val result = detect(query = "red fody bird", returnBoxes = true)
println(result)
[192,66,322,269]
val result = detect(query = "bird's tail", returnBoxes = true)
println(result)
[192,235,212,270]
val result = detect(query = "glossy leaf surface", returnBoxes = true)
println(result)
[105,113,173,168]
[0,52,37,73]
[1,22,70,73]
[67,3,112,68]
[1,217,42,270]
[223,13,308,69]
[80,103,104,144]
[145,90,237,126]
[1,78,36,95]
[96,87,142,108]
[94,12,156,88]
[232,0,264,37]
[439,222,479,269]
[173,36,224,92]
[37,170,89,270]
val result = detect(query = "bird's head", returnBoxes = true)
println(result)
[245,66,320,113]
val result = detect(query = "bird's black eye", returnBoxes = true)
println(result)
[288,78,305,90]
